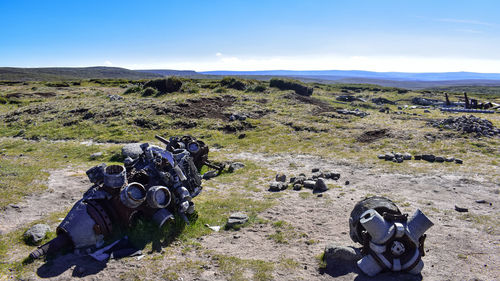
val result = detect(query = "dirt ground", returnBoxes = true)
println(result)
[2,151,498,280]
[0,168,88,234]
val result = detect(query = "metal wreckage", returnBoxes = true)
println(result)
[28,135,433,277]
[348,196,433,276]
[30,135,223,259]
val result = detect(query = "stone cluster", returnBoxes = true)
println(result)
[378,152,463,164]
[432,115,499,137]
[269,169,341,193]
[336,109,369,118]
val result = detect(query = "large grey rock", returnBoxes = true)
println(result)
[122,143,143,159]
[228,162,245,172]
[227,213,249,227]
[403,153,412,160]
[24,224,50,244]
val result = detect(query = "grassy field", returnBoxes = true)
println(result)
[0,77,499,279]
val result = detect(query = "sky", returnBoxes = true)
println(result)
[1,0,499,72]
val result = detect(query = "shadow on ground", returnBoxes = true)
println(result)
[320,257,423,281]
[34,212,194,278]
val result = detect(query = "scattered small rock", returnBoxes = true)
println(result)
[454,205,468,213]
[24,224,50,244]
[475,200,487,204]
[90,152,103,159]
[455,159,463,164]
[228,162,245,172]
[345,180,350,185]
[311,168,320,173]
[293,184,302,191]
[107,94,123,101]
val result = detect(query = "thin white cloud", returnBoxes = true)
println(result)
[126,55,500,73]
[455,29,483,34]
[104,60,113,66]
[437,18,494,26]
[215,52,223,57]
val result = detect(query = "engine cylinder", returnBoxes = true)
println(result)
[103,165,127,189]
[146,186,171,208]
[120,182,146,208]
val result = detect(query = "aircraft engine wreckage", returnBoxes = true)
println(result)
[29,135,223,259]
[349,197,433,276]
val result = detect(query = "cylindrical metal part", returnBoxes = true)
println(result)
[187,141,200,154]
[120,182,146,209]
[152,208,174,228]
[177,186,191,201]
[406,209,434,243]
[357,254,383,277]
[103,165,127,189]
[57,200,101,249]
[146,186,171,209]
[359,209,393,244]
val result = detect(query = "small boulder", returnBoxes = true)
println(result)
[227,213,249,227]
[122,143,143,159]
[402,153,412,160]
[311,168,320,173]
[422,154,435,162]
[303,180,316,189]
[324,244,361,262]
[228,162,245,172]
[24,224,50,244]
[275,173,286,182]
[314,178,328,192]
[90,152,103,160]
[455,159,463,164]
[377,154,385,159]
[435,156,445,163]
[414,155,422,160]
[269,182,283,192]
[385,153,394,161]
[293,184,302,191]
[293,175,306,185]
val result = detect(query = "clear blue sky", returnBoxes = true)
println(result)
[1,0,499,72]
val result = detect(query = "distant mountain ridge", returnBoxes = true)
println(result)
[200,70,500,81]
[0,67,162,81]
[3,67,500,89]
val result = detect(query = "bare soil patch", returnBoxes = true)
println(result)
[284,93,336,114]
[0,168,88,234]
[356,129,390,143]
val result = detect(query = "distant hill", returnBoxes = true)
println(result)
[0,67,163,81]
